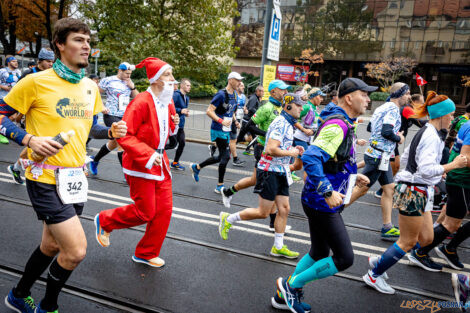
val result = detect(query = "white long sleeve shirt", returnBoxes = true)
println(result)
[395,123,445,186]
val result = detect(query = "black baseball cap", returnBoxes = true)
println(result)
[338,78,377,98]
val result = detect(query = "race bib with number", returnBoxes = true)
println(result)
[424,186,434,212]
[118,94,130,112]
[222,117,233,132]
[343,174,357,205]
[55,168,88,204]
[236,108,244,120]
[283,164,293,186]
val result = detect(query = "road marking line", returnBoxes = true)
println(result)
[1,174,469,274]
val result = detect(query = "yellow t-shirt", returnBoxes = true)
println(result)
[4,68,103,184]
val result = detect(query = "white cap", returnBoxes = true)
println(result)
[227,72,244,81]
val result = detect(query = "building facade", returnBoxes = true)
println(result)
[233,0,470,106]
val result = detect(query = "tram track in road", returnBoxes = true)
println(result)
[0,160,468,250]
[0,264,167,313]
[0,194,461,304]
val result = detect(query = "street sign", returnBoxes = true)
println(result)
[267,10,281,61]
[91,49,101,58]
[17,46,26,54]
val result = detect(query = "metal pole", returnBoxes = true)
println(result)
[260,0,273,83]
[95,57,98,75]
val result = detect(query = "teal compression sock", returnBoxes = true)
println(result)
[289,256,338,289]
[293,253,315,276]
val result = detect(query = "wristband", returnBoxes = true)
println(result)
[217,118,223,124]
[108,128,114,139]
[27,135,35,148]
[130,87,136,90]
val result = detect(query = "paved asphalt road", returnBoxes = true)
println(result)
[0,109,467,312]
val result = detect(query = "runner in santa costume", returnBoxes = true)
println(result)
[94,57,178,268]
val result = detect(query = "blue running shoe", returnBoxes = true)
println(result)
[452,273,469,312]
[276,277,305,313]
[191,163,200,182]
[34,302,58,313]
[214,184,224,194]
[271,288,311,312]
[88,156,98,175]
[5,289,36,313]
[170,162,185,171]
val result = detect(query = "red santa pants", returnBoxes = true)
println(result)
[99,174,173,259]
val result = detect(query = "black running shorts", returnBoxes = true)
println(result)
[26,179,84,224]
[103,114,122,127]
[254,169,289,201]
[445,184,470,219]
[362,155,394,187]
[254,143,264,168]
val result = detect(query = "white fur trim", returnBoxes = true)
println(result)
[149,64,172,84]
[145,152,159,169]
[123,168,164,181]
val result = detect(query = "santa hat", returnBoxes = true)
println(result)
[136,57,172,84]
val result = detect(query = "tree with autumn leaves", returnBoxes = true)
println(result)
[365,57,417,92]
[0,0,70,56]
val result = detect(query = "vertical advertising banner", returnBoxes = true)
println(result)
[262,65,277,100]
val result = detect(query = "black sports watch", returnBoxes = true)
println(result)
[323,191,333,198]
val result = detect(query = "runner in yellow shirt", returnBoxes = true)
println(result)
[3,18,126,313]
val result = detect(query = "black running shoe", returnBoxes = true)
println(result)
[7,165,24,184]
[208,145,216,157]
[435,245,464,270]
[232,159,245,167]
[407,249,443,272]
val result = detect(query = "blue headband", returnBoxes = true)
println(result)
[6,57,16,64]
[427,98,455,119]
[386,85,409,101]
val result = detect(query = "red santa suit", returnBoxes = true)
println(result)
[98,58,176,260]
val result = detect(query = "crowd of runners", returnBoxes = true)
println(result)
[1,17,470,313]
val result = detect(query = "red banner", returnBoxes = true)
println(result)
[276,64,309,82]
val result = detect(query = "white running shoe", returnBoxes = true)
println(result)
[368,256,389,280]
[363,270,395,294]
[268,225,292,233]
[221,187,232,208]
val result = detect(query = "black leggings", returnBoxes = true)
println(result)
[199,137,230,184]
[303,204,354,271]
[174,128,186,163]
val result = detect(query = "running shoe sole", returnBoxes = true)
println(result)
[7,165,23,185]
[435,247,463,270]
[276,277,298,313]
[451,273,466,312]
[271,297,289,310]
[4,296,22,313]
[362,273,395,294]
[269,225,292,233]
[270,250,299,259]
[270,297,311,313]
[232,162,245,167]
[221,188,231,208]
[131,256,165,268]
[407,253,442,272]
[94,214,109,248]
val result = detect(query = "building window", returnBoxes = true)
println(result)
[390,39,396,49]
[389,1,398,9]
[258,9,265,22]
